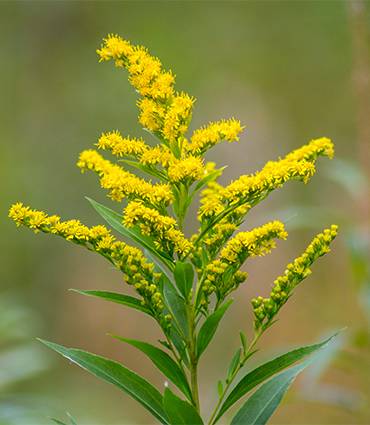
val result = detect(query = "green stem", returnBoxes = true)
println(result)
[207,330,262,425]
[187,302,200,411]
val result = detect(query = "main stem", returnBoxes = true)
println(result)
[188,303,200,411]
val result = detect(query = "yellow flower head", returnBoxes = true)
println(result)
[199,137,334,223]
[219,221,288,263]
[123,201,192,257]
[186,118,245,155]
[97,131,148,158]
[137,98,166,132]
[167,156,205,183]
[140,145,174,168]
[77,150,172,206]
[97,35,174,100]
[161,92,195,144]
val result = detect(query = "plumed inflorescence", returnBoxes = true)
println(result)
[9,33,338,328]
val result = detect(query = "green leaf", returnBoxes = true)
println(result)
[50,419,68,425]
[227,348,241,380]
[217,381,224,398]
[119,159,167,182]
[174,261,194,299]
[38,339,169,425]
[197,300,233,358]
[163,281,189,339]
[170,327,189,367]
[215,332,338,421]
[86,197,174,272]
[111,335,192,402]
[239,332,247,353]
[163,388,204,425]
[230,361,310,425]
[70,289,151,315]
[192,167,226,193]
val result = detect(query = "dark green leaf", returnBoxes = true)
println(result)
[230,361,310,425]
[111,335,192,402]
[163,388,203,425]
[215,332,338,421]
[197,300,233,358]
[174,261,194,299]
[70,289,151,315]
[163,281,189,339]
[86,197,174,271]
[227,348,241,380]
[38,339,169,425]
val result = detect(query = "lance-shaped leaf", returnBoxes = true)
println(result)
[230,361,310,425]
[174,261,194,299]
[163,281,189,339]
[192,167,226,194]
[197,300,233,358]
[111,335,192,402]
[163,388,204,425]
[215,332,339,421]
[86,197,174,272]
[70,289,151,315]
[38,339,169,425]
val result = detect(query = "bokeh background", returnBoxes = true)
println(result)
[1,1,369,424]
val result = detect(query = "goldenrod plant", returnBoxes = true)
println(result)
[9,35,340,425]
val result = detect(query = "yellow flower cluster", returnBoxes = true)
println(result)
[285,137,334,162]
[140,145,174,168]
[77,150,172,205]
[199,137,334,219]
[97,131,148,158]
[97,34,174,100]
[161,93,194,145]
[252,225,338,329]
[97,34,194,147]
[202,221,287,301]
[196,204,251,262]
[137,98,166,133]
[198,182,225,218]
[220,221,288,263]
[8,203,166,318]
[167,156,205,183]
[123,201,193,257]
[186,119,245,155]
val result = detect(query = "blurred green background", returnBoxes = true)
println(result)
[1,1,369,424]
